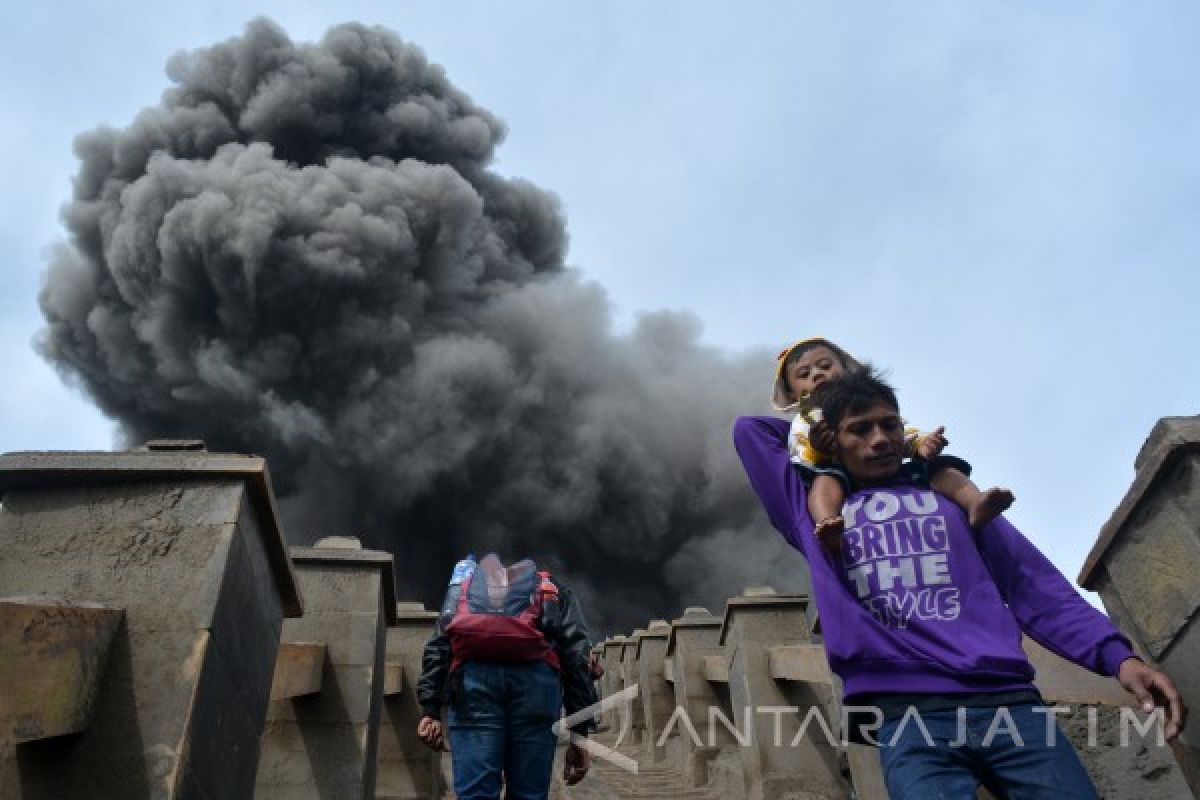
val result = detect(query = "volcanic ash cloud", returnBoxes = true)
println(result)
[37,18,805,630]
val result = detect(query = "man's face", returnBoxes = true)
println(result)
[833,400,906,486]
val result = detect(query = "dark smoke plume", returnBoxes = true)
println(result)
[37,19,806,632]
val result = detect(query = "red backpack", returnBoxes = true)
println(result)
[445,554,561,673]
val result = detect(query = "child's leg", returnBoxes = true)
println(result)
[808,474,846,543]
[929,467,1014,529]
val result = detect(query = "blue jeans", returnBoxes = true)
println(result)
[877,703,1098,799]
[447,661,562,800]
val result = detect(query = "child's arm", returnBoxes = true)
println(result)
[732,416,816,553]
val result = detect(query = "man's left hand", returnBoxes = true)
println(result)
[417,715,446,751]
[1118,657,1187,741]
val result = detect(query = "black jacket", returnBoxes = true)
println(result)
[416,577,599,735]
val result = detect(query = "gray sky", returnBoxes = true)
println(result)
[4,1,1199,603]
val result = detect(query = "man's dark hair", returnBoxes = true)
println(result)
[817,363,899,429]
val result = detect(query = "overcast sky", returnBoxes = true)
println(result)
[4,1,1198,603]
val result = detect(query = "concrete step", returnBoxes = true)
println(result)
[585,757,720,800]
[438,743,722,800]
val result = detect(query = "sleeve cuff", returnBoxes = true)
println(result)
[1099,638,1137,677]
[570,719,597,736]
[420,702,442,719]
[927,453,972,478]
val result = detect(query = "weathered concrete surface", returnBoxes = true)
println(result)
[665,608,732,788]
[256,541,398,800]
[583,740,722,800]
[1080,415,1200,796]
[0,449,299,799]
[600,638,627,732]
[590,643,606,730]
[767,644,832,686]
[0,598,123,743]
[374,602,444,800]
[0,449,300,617]
[702,655,729,683]
[720,588,849,800]
[270,642,327,701]
[619,632,647,747]
[634,621,673,763]
[382,662,403,697]
[1061,705,1192,799]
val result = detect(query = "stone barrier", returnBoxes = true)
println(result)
[375,602,444,800]
[620,630,648,747]
[720,587,849,800]
[634,620,672,763]
[255,539,397,800]
[600,636,627,732]
[664,607,731,788]
[0,444,301,799]
[1080,415,1200,798]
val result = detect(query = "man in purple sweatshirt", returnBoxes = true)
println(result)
[733,365,1185,798]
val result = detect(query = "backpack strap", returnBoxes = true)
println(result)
[456,573,473,615]
[448,574,472,674]
[535,571,561,672]
[537,570,556,597]
[530,570,557,614]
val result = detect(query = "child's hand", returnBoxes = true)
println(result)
[811,420,836,456]
[917,426,948,459]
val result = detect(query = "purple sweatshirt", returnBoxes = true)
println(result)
[733,415,1134,699]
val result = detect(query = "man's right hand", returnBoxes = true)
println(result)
[563,740,590,785]
[417,715,445,751]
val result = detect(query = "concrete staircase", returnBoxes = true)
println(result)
[582,760,719,800]
[549,737,721,800]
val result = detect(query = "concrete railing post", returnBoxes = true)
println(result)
[634,620,673,763]
[255,539,398,800]
[599,636,626,732]
[665,607,733,788]
[721,587,849,800]
[375,602,443,800]
[765,645,887,800]
[1080,415,1200,796]
[0,445,301,800]
[620,631,647,747]
[590,642,604,713]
